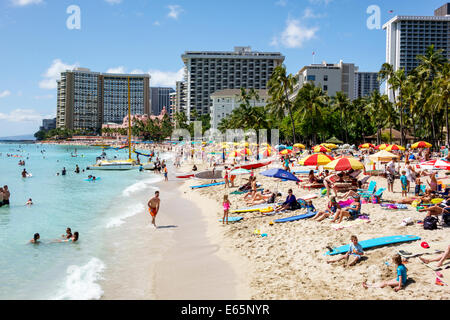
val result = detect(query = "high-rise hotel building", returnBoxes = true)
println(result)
[180,47,284,120]
[383,3,450,99]
[56,68,150,131]
[354,72,380,99]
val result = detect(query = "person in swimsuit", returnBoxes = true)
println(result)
[420,245,450,268]
[22,169,28,178]
[313,197,341,222]
[363,254,407,292]
[59,232,79,243]
[222,195,231,224]
[62,228,72,239]
[148,191,161,228]
[30,233,40,244]
[0,187,4,207]
[243,177,258,201]
[331,196,361,224]
[327,235,364,267]
[3,186,10,206]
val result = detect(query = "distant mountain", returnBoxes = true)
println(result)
[0,134,36,141]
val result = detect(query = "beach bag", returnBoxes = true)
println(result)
[443,210,450,226]
[423,216,438,230]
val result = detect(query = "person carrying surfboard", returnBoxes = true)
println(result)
[148,191,161,229]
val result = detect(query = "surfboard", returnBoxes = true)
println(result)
[190,182,225,189]
[219,217,243,223]
[176,173,195,179]
[194,170,223,180]
[325,235,421,256]
[274,211,316,223]
[231,204,273,213]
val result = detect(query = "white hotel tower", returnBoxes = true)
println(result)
[383,3,450,100]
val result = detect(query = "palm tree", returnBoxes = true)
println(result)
[267,64,298,143]
[367,91,387,145]
[294,82,328,145]
[417,45,447,83]
[393,69,407,145]
[379,63,397,102]
[331,91,351,143]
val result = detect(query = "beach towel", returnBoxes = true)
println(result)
[338,199,354,209]
[230,188,264,195]
[381,203,408,210]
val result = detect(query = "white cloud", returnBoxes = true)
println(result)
[34,94,54,100]
[308,0,333,5]
[39,59,78,90]
[0,90,11,98]
[106,66,126,74]
[0,109,47,122]
[10,0,43,7]
[272,18,318,48]
[104,0,122,4]
[303,8,325,19]
[148,68,184,87]
[275,0,287,7]
[105,67,182,87]
[153,21,161,26]
[167,5,183,20]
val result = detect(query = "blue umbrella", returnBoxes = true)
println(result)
[260,168,300,182]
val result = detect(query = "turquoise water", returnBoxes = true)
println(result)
[0,143,163,300]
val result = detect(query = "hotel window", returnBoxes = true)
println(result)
[324,75,328,81]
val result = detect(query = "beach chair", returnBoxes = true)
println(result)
[369,188,386,203]
[358,181,377,197]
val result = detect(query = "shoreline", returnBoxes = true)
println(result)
[100,163,252,300]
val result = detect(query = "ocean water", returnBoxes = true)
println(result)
[0,143,164,300]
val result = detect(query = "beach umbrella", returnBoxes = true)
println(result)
[313,145,331,153]
[293,143,306,149]
[359,143,375,149]
[377,144,390,150]
[386,144,405,152]
[279,149,293,155]
[321,143,338,150]
[240,148,252,156]
[412,141,432,149]
[260,168,300,182]
[262,149,272,157]
[230,168,251,175]
[275,145,287,151]
[299,153,334,166]
[324,157,365,171]
[417,159,450,170]
[369,150,399,162]
[228,151,241,158]
[326,136,344,144]
[240,142,249,147]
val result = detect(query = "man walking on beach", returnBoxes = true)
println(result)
[148,191,161,228]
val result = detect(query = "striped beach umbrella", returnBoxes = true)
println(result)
[386,144,405,152]
[321,143,338,150]
[279,149,293,155]
[412,141,432,149]
[240,148,252,156]
[293,143,306,149]
[359,143,375,149]
[228,151,241,158]
[262,148,272,157]
[324,157,365,171]
[377,144,390,150]
[299,153,334,166]
[417,159,450,170]
[313,145,331,153]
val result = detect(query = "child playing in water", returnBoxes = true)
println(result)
[222,195,231,225]
[327,235,364,267]
[363,254,407,292]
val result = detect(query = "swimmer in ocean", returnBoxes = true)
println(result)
[30,233,40,244]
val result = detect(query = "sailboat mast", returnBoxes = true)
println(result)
[128,77,132,161]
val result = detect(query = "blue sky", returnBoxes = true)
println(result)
[0,0,444,136]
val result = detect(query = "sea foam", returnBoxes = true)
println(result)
[106,203,145,229]
[53,257,106,300]
[122,176,162,197]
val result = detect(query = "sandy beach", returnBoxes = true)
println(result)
[100,162,252,300]
[181,161,450,300]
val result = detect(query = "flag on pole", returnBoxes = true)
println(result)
[388,10,394,13]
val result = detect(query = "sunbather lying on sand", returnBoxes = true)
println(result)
[246,189,276,206]
[419,245,450,268]
[419,204,450,217]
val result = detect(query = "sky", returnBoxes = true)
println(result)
[0,0,445,136]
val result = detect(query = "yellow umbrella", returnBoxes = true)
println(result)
[313,145,331,153]
[299,153,334,166]
[324,157,365,171]
[293,143,306,149]
[279,149,293,155]
[321,143,338,150]
[228,151,241,157]
[240,148,252,156]
[369,150,399,162]
[411,141,432,149]
[385,144,405,152]
[377,144,390,150]
[240,142,250,147]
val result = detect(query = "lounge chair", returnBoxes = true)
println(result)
[368,188,386,202]
[358,181,376,194]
